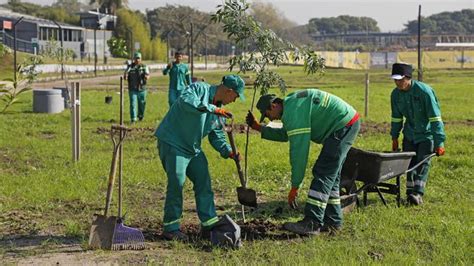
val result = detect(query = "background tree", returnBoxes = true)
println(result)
[308,15,380,35]
[146,5,228,56]
[89,0,128,14]
[404,9,473,34]
[115,8,153,60]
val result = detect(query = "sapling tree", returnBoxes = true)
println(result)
[0,56,43,113]
[211,0,326,184]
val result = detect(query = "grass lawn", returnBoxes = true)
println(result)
[0,66,473,264]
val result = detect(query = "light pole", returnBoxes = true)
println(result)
[13,16,24,85]
[52,20,64,80]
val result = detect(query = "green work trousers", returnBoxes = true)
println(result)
[158,140,218,232]
[304,120,360,227]
[403,139,433,196]
[129,89,147,122]
[168,89,182,107]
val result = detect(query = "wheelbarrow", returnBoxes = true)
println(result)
[340,147,436,207]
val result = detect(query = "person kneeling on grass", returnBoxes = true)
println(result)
[155,75,245,241]
[246,89,360,236]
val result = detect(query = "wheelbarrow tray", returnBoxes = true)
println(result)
[341,148,416,184]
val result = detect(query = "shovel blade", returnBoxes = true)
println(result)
[237,187,257,207]
[88,214,118,250]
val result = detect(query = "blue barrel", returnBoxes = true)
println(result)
[33,89,64,113]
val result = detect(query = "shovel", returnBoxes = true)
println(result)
[221,118,257,208]
[89,77,145,250]
[89,125,145,250]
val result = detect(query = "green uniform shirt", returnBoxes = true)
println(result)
[155,82,232,157]
[261,89,357,188]
[163,62,192,92]
[126,63,149,91]
[390,80,446,148]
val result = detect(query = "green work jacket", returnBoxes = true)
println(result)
[155,82,232,157]
[163,62,192,92]
[126,63,149,91]
[390,80,446,148]
[261,89,357,188]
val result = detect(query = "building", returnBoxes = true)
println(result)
[0,8,114,61]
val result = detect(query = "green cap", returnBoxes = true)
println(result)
[222,74,245,100]
[134,52,142,59]
[256,94,277,122]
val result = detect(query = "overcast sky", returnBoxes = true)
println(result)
[1,0,473,32]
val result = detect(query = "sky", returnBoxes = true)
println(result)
[1,0,473,32]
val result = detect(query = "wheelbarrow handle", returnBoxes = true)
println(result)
[405,153,437,174]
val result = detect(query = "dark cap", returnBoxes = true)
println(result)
[256,94,277,122]
[391,63,413,79]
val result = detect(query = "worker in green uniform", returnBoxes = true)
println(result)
[390,63,446,205]
[163,51,192,107]
[124,52,150,123]
[246,89,360,236]
[155,75,245,241]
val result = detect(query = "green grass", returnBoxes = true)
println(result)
[0,67,473,264]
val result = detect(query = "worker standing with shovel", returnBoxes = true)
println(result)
[246,89,360,236]
[155,75,245,241]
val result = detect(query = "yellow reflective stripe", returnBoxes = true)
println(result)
[163,218,181,226]
[202,216,219,227]
[327,199,341,205]
[287,128,311,137]
[391,117,403,123]
[429,116,442,122]
[307,198,327,208]
[322,93,330,107]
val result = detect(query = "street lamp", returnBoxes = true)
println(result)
[13,16,24,85]
[52,20,64,80]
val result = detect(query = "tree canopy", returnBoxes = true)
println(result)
[308,15,380,35]
[404,9,474,34]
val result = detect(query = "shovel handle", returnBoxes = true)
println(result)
[227,130,246,188]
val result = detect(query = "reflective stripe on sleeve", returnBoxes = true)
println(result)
[429,116,442,122]
[287,128,311,137]
[391,117,403,123]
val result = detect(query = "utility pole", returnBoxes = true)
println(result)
[190,22,194,79]
[13,16,24,85]
[417,5,423,81]
[94,27,97,77]
[126,27,133,60]
[204,32,208,70]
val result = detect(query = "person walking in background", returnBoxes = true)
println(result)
[124,52,150,123]
[155,75,245,241]
[390,63,446,205]
[163,51,192,107]
[246,89,360,236]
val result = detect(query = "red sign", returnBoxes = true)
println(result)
[3,20,12,30]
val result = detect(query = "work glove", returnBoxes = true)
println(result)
[214,108,233,118]
[392,138,399,152]
[246,111,262,131]
[229,151,242,161]
[288,187,299,209]
[435,147,445,156]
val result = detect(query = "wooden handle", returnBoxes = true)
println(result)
[227,130,246,188]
